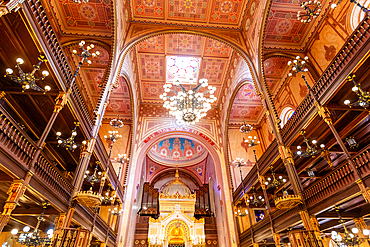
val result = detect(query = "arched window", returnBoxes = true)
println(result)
[280,107,295,128]
[350,0,370,31]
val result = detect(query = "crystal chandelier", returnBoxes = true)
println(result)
[56,122,86,151]
[11,203,54,247]
[331,206,370,247]
[344,75,370,109]
[160,78,216,124]
[5,55,51,93]
[264,166,287,189]
[297,0,321,23]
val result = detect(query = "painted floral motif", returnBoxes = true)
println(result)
[220,1,233,13]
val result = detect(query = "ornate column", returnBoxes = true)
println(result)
[0,178,32,233]
[245,198,256,246]
[63,75,116,228]
[273,233,282,247]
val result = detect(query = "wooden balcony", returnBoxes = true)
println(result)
[281,16,370,144]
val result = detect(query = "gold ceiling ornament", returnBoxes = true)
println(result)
[274,191,303,210]
[160,78,216,124]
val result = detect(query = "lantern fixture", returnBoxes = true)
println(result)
[346,136,358,149]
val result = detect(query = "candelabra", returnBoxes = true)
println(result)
[104,117,124,158]
[331,0,369,12]
[101,187,116,204]
[109,206,123,216]
[331,206,370,247]
[264,166,287,189]
[85,161,105,185]
[232,158,248,182]
[247,187,264,206]
[240,121,253,134]
[344,75,370,110]
[114,154,129,179]
[56,122,86,151]
[5,55,51,93]
[234,206,248,217]
[160,78,216,124]
[296,131,325,158]
[11,203,54,247]
[297,0,322,23]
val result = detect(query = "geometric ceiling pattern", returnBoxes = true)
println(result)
[264,0,328,50]
[229,83,263,124]
[48,0,113,37]
[136,34,233,105]
[130,0,248,29]
[263,56,290,96]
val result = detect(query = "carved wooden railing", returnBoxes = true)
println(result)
[302,162,355,207]
[25,0,93,131]
[33,154,72,202]
[303,144,370,207]
[281,16,370,142]
[0,105,72,202]
[0,112,36,166]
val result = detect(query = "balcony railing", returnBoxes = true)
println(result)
[0,104,73,202]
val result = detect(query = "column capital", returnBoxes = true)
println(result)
[278,145,294,165]
[54,92,68,113]
[273,233,282,247]
[356,179,370,203]
[315,103,332,125]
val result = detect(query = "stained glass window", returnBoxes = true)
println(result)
[166,56,200,83]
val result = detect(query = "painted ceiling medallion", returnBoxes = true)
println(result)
[149,137,208,165]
